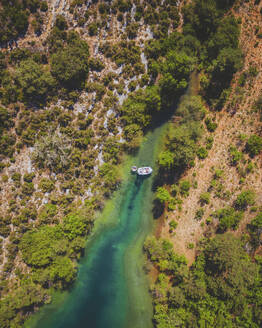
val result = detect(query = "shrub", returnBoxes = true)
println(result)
[205,117,217,132]
[248,212,262,247]
[39,178,55,193]
[23,172,35,182]
[158,151,174,169]
[0,216,11,237]
[62,212,91,240]
[214,168,223,179]
[235,190,255,210]
[88,22,98,36]
[55,15,68,30]
[195,208,204,220]
[215,207,243,231]
[40,1,48,11]
[51,35,89,89]
[197,147,208,159]
[22,182,35,195]
[187,243,194,249]
[89,58,105,71]
[169,220,178,230]
[155,187,171,204]
[179,180,191,197]
[126,23,139,39]
[15,59,56,104]
[205,136,214,150]
[200,192,210,205]
[19,225,65,267]
[0,2,29,44]
[246,135,262,157]
[229,146,243,165]
[11,172,21,182]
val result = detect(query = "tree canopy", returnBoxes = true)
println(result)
[51,33,89,89]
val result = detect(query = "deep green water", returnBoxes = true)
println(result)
[25,123,168,328]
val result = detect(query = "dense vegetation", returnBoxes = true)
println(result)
[143,1,262,328]
[0,0,261,327]
[145,231,262,328]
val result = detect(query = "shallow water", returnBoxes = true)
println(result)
[25,124,168,328]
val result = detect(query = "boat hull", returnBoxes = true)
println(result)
[137,167,153,176]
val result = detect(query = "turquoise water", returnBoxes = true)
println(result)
[25,123,168,328]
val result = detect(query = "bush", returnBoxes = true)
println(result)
[179,180,190,197]
[62,212,91,240]
[246,135,262,157]
[214,168,223,179]
[15,59,56,104]
[235,190,255,210]
[160,51,194,106]
[23,172,35,182]
[215,207,243,231]
[195,208,204,220]
[155,187,171,204]
[197,147,208,159]
[11,172,21,182]
[229,146,243,165]
[39,178,55,193]
[39,204,57,225]
[162,123,201,170]
[169,220,178,230]
[40,1,48,11]
[51,35,89,89]
[248,212,262,247]
[205,117,217,132]
[0,2,29,44]
[88,22,98,36]
[0,216,11,237]
[22,182,35,195]
[55,15,68,30]
[89,58,105,72]
[200,192,210,205]
[187,243,194,249]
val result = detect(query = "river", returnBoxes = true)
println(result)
[25,123,168,328]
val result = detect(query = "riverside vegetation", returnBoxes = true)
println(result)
[0,0,261,327]
[144,0,262,327]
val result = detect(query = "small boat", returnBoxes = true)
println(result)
[131,166,137,173]
[137,167,153,176]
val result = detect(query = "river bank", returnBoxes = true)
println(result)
[24,121,169,328]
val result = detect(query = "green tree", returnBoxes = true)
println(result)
[158,151,174,169]
[248,212,262,247]
[214,207,243,231]
[51,35,89,88]
[155,187,171,204]
[19,225,65,267]
[234,190,255,210]
[165,123,200,170]
[62,213,91,240]
[15,59,56,103]
[160,51,194,106]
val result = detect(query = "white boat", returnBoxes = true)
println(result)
[131,166,137,173]
[137,167,153,176]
